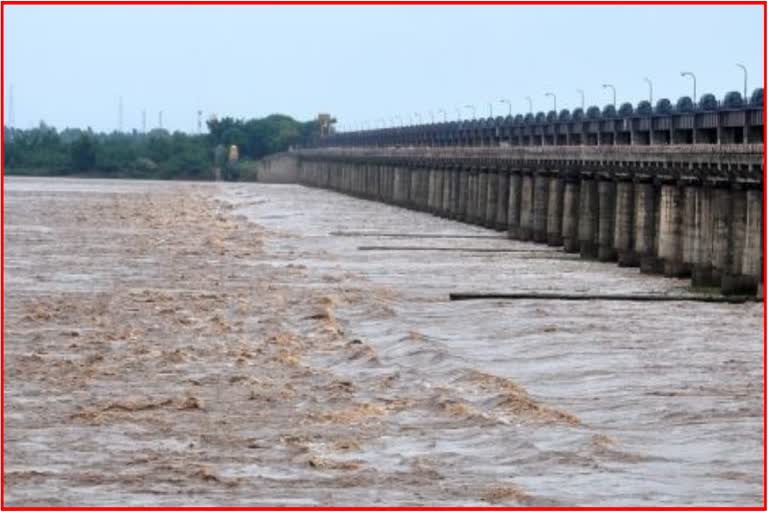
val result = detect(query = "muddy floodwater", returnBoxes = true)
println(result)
[3,176,763,507]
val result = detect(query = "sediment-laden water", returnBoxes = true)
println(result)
[3,177,763,506]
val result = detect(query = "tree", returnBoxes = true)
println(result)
[147,131,172,163]
[6,113,317,180]
[70,135,96,171]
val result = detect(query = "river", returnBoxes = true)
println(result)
[3,176,763,506]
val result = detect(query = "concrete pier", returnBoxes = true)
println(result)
[467,170,477,223]
[458,169,469,221]
[441,165,452,217]
[532,171,550,243]
[546,175,564,246]
[434,168,444,214]
[741,188,763,295]
[519,173,535,241]
[614,179,637,266]
[562,178,580,253]
[681,185,698,277]
[427,168,436,212]
[507,172,522,239]
[721,188,757,295]
[711,187,731,286]
[635,180,662,273]
[414,166,424,210]
[597,179,617,261]
[691,186,716,287]
[658,183,687,277]
[449,167,460,218]
[485,169,499,228]
[495,170,510,231]
[578,177,598,259]
[477,169,489,225]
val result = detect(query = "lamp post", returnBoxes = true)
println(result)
[429,110,435,124]
[601,84,616,108]
[545,92,557,113]
[455,106,462,121]
[680,71,697,103]
[736,63,748,100]
[643,77,653,105]
[499,98,512,116]
[464,104,477,120]
[576,89,585,110]
[525,96,533,114]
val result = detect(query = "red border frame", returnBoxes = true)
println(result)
[0,1,765,510]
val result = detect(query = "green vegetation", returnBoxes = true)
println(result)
[3,115,318,180]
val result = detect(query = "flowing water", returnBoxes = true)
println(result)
[3,177,763,506]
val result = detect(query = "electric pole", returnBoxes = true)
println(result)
[118,96,123,133]
[8,84,15,128]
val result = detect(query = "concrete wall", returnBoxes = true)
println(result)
[254,153,300,183]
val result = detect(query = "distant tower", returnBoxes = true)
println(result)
[158,110,163,130]
[197,110,202,134]
[141,109,146,134]
[118,96,123,133]
[8,84,15,128]
[316,113,336,136]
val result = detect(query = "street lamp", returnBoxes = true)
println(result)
[545,92,557,113]
[455,106,462,121]
[525,96,533,114]
[680,71,697,103]
[601,84,616,108]
[487,103,493,118]
[499,98,512,116]
[643,77,653,105]
[576,89,585,110]
[464,104,477,120]
[429,110,435,124]
[736,64,748,100]
[438,109,447,122]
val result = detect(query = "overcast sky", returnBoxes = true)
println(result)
[4,4,764,133]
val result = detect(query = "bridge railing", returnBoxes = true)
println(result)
[311,89,764,148]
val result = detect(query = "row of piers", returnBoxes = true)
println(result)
[296,156,763,297]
